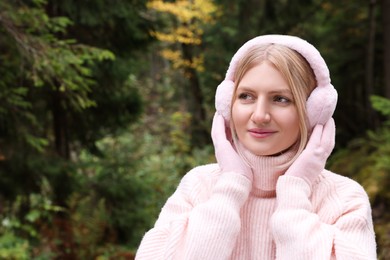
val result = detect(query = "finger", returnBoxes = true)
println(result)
[306,123,324,149]
[211,113,219,139]
[211,113,227,145]
[321,118,336,151]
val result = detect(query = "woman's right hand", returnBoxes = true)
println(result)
[211,113,253,182]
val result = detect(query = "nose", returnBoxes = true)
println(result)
[251,99,271,125]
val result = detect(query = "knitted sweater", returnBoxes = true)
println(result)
[135,150,376,259]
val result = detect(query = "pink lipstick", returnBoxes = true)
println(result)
[248,128,276,138]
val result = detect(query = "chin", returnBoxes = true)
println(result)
[255,152,281,156]
[249,145,294,157]
[250,149,280,156]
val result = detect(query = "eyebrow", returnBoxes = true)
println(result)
[237,86,293,95]
[269,89,293,95]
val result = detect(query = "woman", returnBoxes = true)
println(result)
[136,35,377,259]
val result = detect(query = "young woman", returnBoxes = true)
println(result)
[136,35,377,259]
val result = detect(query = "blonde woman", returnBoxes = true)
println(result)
[136,35,376,259]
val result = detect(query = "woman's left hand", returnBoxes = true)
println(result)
[284,118,335,186]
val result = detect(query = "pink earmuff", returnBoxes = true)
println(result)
[215,35,337,129]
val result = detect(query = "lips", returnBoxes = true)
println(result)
[248,128,277,138]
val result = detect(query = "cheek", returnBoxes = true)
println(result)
[282,110,300,136]
[286,112,299,126]
[231,103,248,128]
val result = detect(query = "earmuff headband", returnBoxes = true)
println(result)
[215,34,337,129]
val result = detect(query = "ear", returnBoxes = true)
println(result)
[215,79,235,124]
[306,85,338,128]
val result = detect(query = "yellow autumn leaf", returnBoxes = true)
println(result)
[147,0,218,71]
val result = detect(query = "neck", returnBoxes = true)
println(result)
[236,142,297,197]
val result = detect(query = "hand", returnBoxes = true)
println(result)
[284,118,335,186]
[211,113,253,182]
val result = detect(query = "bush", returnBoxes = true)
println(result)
[328,95,390,259]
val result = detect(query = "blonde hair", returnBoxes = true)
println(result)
[230,44,317,167]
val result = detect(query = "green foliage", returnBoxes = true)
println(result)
[67,195,109,259]
[328,96,390,259]
[0,232,30,260]
[76,126,185,248]
[0,0,119,159]
[330,97,390,200]
[169,111,192,154]
[0,191,64,259]
[329,129,390,199]
[0,0,388,258]
[0,0,115,111]
[52,0,153,50]
[375,221,390,260]
[72,93,214,251]
[0,1,151,257]
[305,1,382,145]
[371,95,390,117]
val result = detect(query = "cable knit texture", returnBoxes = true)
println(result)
[135,150,376,259]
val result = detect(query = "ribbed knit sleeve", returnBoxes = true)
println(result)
[271,173,377,260]
[135,165,252,260]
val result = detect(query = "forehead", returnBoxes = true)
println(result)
[238,62,291,91]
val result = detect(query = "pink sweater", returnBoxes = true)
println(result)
[136,150,377,259]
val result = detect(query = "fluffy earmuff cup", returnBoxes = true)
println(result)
[306,85,338,129]
[215,79,235,123]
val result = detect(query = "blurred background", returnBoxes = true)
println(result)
[0,0,389,259]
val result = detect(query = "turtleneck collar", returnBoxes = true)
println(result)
[236,142,298,197]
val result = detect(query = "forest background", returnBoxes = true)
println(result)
[0,0,389,259]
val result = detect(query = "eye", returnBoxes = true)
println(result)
[238,93,254,101]
[273,95,292,104]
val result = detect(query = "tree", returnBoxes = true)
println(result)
[0,0,115,159]
[366,0,379,127]
[295,1,385,145]
[0,0,151,215]
[47,0,154,155]
[0,0,154,257]
[147,0,219,146]
[383,0,390,99]
[0,0,152,198]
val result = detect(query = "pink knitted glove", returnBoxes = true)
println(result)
[284,118,335,186]
[211,113,253,182]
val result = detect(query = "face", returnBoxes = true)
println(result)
[232,61,300,156]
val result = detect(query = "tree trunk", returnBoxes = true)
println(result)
[181,43,209,147]
[365,0,377,126]
[383,0,390,98]
[52,87,70,159]
[46,2,71,159]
